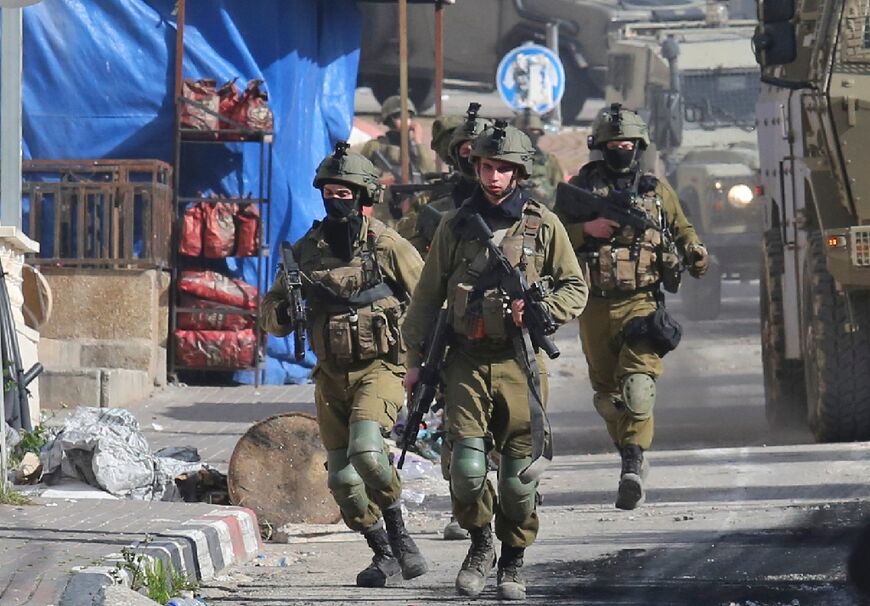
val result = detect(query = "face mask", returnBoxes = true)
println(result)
[528,132,542,148]
[603,147,638,174]
[322,196,357,220]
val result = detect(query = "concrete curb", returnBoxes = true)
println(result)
[60,506,262,606]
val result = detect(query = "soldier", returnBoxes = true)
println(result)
[556,105,709,510]
[261,143,428,587]
[398,103,491,256]
[361,95,435,225]
[513,109,563,208]
[402,122,588,600]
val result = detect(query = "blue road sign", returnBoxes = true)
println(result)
[496,43,565,115]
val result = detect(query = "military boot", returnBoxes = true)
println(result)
[616,444,648,511]
[356,523,401,587]
[497,544,526,601]
[455,524,496,596]
[443,516,469,540]
[383,503,429,579]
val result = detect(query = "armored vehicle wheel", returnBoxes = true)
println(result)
[760,229,806,428]
[680,260,722,321]
[228,412,341,529]
[801,231,870,442]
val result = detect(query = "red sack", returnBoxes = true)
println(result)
[176,294,253,331]
[240,79,273,132]
[180,79,219,131]
[178,270,258,309]
[202,201,237,258]
[217,78,243,131]
[235,203,260,257]
[174,329,256,369]
[179,204,204,257]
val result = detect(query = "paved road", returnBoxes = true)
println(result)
[199,280,870,604]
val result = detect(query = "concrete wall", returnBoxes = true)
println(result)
[38,268,170,409]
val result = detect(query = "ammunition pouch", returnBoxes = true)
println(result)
[621,305,682,357]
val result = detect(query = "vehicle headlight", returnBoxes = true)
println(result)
[727,184,753,208]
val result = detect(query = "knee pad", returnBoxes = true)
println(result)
[497,455,537,522]
[621,373,656,421]
[450,437,488,504]
[593,392,624,423]
[347,420,393,490]
[326,449,368,516]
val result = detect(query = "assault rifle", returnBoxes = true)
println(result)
[387,171,458,197]
[461,212,560,360]
[461,211,556,482]
[554,181,657,234]
[397,307,450,469]
[279,242,307,362]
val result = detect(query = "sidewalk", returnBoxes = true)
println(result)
[1,384,314,606]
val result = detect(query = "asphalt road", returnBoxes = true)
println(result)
[199,279,870,605]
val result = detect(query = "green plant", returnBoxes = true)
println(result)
[9,424,50,468]
[0,485,31,505]
[111,537,198,605]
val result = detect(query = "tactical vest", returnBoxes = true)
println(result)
[581,171,666,294]
[448,201,544,343]
[300,220,406,366]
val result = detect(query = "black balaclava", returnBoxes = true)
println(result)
[321,190,364,262]
[603,140,644,179]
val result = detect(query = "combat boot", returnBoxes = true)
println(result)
[455,524,496,596]
[356,523,401,587]
[383,503,429,580]
[616,444,648,511]
[443,516,469,540]
[497,544,526,601]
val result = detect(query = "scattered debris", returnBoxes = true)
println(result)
[13,452,41,484]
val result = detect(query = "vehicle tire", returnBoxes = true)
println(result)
[680,258,722,321]
[760,228,806,428]
[801,230,870,442]
[369,77,436,114]
[560,53,594,124]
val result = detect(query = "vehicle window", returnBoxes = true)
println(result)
[681,71,760,126]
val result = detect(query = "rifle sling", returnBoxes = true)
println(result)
[513,329,552,483]
[311,282,394,308]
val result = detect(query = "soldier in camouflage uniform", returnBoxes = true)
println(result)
[261,143,428,588]
[360,96,435,226]
[556,105,709,510]
[403,122,588,600]
[513,110,563,208]
[397,103,491,256]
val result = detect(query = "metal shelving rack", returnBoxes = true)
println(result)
[167,0,274,386]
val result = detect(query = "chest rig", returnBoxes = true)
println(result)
[449,201,544,343]
[300,220,405,365]
[582,171,665,295]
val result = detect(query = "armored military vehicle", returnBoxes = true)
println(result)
[357,0,755,122]
[604,11,760,319]
[755,0,870,441]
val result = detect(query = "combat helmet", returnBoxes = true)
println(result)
[587,103,650,150]
[470,119,535,178]
[449,102,492,177]
[380,95,417,124]
[430,114,465,165]
[513,109,545,133]
[312,141,383,205]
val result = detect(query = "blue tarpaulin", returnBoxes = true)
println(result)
[21,0,362,384]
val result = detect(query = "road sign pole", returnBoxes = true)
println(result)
[545,22,562,128]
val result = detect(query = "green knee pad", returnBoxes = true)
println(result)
[348,420,393,490]
[497,455,537,522]
[621,373,656,421]
[593,392,623,423]
[450,437,488,504]
[326,449,369,517]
